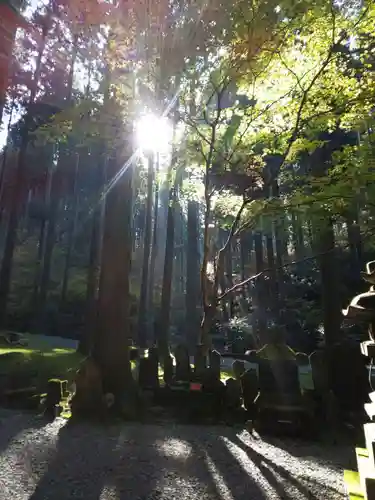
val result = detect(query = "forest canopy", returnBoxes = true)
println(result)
[0,0,374,393]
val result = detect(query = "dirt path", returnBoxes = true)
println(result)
[0,410,352,499]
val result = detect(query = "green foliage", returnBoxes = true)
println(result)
[2,0,375,358]
[0,334,82,387]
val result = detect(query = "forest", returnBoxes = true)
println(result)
[0,0,374,403]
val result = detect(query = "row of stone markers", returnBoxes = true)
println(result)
[136,344,259,422]
[135,342,317,428]
[343,260,375,500]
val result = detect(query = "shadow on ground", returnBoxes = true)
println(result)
[259,431,356,470]
[28,421,270,500]
[0,415,349,500]
[0,409,45,454]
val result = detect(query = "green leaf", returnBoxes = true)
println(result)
[222,114,242,150]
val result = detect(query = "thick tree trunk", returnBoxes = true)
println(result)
[92,157,134,398]
[314,216,342,394]
[137,153,154,347]
[316,217,341,348]
[185,200,200,348]
[157,187,175,359]
[147,153,160,324]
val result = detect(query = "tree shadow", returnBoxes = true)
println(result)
[25,420,347,500]
[0,409,46,455]
[29,419,127,500]
[116,423,269,500]
[222,428,348,498]
[227,431,319,499]
[112,424,215,499]
[29,420,218,500]
[197,427,270,499]
[257,432,355,470]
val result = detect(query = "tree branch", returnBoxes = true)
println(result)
[218,251,328,301]
[219,223,375,302]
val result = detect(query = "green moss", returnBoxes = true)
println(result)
[220,369,233,381]
[0,333,82,385]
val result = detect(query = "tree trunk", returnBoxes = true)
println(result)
[157,186,176,359]
[173,205,185,295]
[178,207,186,294]
[266,232,277,298]
[92,157,134,398]
[0,127,29,325]
[0,101,15,226]
[306,218,314,251]
[38,36,78,310]
[239,232,252,310]
[274,220,286,268]
[224,233,234,318]
[240,232,253,297]
[60,153,80,304]
[31,147,54,312]
[291,210,304,259]
[38,165,61,306]
[253,231,267,339]
[346,214,362,276]
[185,200,200,349]
[155,180,169,282]
[217,229,228,321]
[79,154,107,355]
[137,153,154,347]
[271,180,286,291]
[147,153,160,325]
[316,216,341,348]
[0,21,48,325]
[200,199,211,349]
[266,228,281,325]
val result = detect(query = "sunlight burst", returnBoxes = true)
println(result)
[135,113,173,154]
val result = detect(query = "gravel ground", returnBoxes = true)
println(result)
[0,409,353,500]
